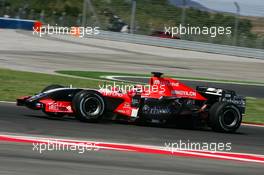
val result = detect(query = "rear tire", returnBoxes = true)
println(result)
[209,102,242,133]
[72,90,106,122]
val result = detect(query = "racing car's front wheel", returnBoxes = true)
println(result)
[209,102,242,133]
[72,90,106,122]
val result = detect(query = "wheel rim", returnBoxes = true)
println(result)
[221,107,239,128]
[82,97,101,117]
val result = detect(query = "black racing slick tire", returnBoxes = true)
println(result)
[72,90,106,122]
[41,84,64,93]
[209,102,242,133]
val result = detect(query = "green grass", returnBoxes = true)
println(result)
[244,98,264,123]
[0,69,100,101]
[0,68,263,124]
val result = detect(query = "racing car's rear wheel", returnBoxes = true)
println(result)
[209,102,242,133]
[41,84,64,93]
[72,90,106,122]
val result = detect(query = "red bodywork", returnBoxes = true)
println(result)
[40,99,73,113]
[98,76,206,117]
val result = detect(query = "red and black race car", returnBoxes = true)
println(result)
[17,72,245,133]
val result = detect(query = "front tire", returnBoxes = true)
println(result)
[72,90,106,122]
[209,102,242,133]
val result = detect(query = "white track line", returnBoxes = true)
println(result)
[0,101,16,104]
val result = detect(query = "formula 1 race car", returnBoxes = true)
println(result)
[17,72,245,133]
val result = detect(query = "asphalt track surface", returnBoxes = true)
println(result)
[113,77,264,98]
[0,103,264,174]
[0,30,264,174]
